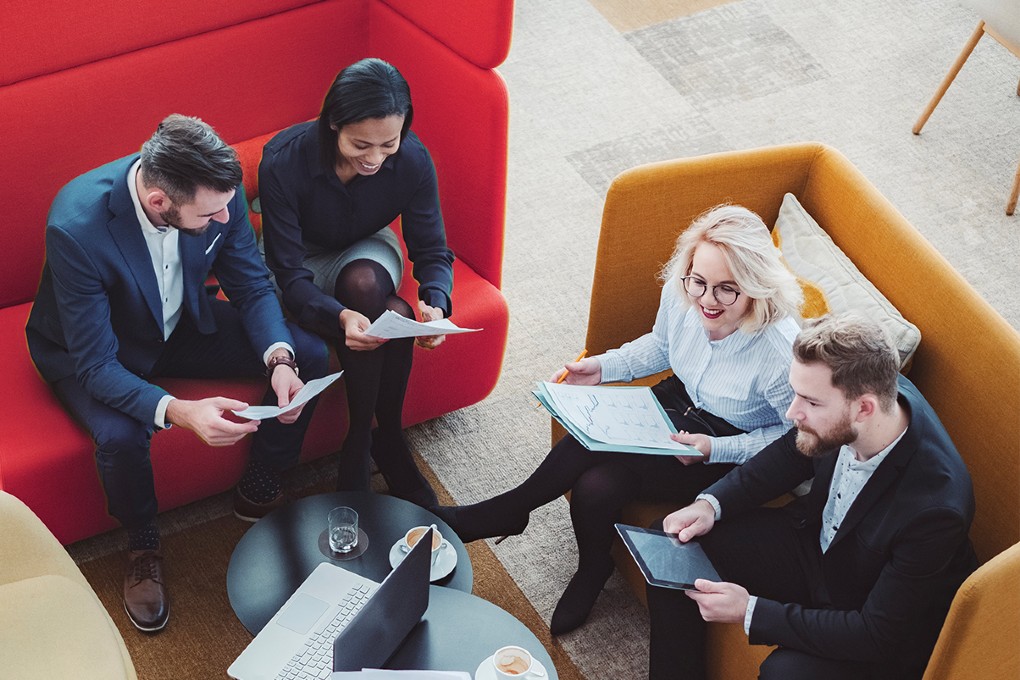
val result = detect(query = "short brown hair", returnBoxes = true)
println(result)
[140,114,242,204]
[794,313,900,411]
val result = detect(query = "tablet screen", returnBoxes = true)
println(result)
[615,524,720,590]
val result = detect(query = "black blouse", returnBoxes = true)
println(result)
[259,121,454,339]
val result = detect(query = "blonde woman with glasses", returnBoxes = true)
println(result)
[434,205,803,635]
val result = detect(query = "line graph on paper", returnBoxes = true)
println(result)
[541,382,688,450]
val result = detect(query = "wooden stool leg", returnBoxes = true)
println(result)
[1007,161,1019,216]
[913,21,986,135]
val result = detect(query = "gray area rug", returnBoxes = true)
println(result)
[415,0,1019,678]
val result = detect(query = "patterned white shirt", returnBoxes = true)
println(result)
[741,426,908,635]
[820,429,907,552]
[596,277,799,464]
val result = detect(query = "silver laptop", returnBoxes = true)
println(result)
[228,528,433,680]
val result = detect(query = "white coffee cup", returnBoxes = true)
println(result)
[492,645,545,678]
[399,524,445,566]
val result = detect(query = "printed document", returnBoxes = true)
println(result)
[534,382,701,456]
[364,309,480,339]
[232,371,343,420]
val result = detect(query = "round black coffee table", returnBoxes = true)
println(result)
[227,491,472,634]
[390,587,558,678]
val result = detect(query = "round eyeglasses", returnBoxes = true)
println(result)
[681,276,742,306]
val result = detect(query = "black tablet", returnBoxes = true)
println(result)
[615,523,720,590]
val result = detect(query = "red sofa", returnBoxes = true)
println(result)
[0,0,513,544]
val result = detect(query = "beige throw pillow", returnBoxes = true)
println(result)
[772,193,921,368]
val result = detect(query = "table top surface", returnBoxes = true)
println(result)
[228,491,473,634]
[385,586,558,679]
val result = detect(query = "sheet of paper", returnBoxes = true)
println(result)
[538,382,698,453]
[364,309,481,339]
[232,371,343,420]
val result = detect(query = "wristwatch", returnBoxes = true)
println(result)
[266,354,299,378]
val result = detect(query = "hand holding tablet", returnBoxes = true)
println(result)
[615,524,720,591]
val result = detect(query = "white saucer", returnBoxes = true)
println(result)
[474,654,549,680]
[388,538,457,582]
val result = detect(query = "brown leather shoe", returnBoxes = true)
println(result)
[123,549,169,632]
[233,486,287,522]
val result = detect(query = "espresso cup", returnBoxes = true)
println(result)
[492,645,544,678]
[399,524,445,565]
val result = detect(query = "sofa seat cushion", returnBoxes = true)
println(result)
[0,574,134,679]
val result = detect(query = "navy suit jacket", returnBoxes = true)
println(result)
[26,154,293,425]
[705,376,977,677]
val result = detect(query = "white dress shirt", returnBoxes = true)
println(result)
[127,162,291,428]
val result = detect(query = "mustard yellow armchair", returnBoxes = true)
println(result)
[0,491,136,679]
[563,142,1020,679]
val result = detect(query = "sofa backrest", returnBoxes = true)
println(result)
[0,0,511,307]
[796,146,1020,563]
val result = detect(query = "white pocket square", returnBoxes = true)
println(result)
[204,232,222,255]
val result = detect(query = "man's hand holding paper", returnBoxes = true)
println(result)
[232,371,344,420]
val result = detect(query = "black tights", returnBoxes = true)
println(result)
[332,259,421,493]
[454,418,735,580]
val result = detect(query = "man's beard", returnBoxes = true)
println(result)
[159,207,210,237]
[795,416,857,458]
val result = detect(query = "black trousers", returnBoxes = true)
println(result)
[646,507,875,680]
[52,298,330,531]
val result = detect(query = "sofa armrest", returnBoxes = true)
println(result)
[0,575,136,680]
[922,542,1020,680]
[0,490,89,588]
[0,491,136,678]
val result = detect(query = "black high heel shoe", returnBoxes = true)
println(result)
[549,562,615,635]
[430,504,529,543]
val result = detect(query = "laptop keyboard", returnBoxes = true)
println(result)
[275,583,374,680]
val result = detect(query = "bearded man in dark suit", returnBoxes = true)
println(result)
[26,114,329,632]
[646,314,976,680]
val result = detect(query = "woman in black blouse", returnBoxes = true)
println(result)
[259,59,454,506]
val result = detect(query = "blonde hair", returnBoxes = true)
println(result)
[660,205,802,333]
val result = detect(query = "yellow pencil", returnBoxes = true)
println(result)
[556,349,589,383]
[535,349,589,408]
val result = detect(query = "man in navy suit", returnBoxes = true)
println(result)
[646,314,977,680]
[26,115,329,632]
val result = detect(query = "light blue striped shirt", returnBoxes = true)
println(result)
[596,278,799,464]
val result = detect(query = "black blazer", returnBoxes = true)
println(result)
[705,376,977,678]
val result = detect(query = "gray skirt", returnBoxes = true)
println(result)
[260,227,404,298]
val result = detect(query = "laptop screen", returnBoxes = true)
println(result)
[332,527,433,671]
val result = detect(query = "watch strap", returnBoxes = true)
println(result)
[266,354,299,378]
